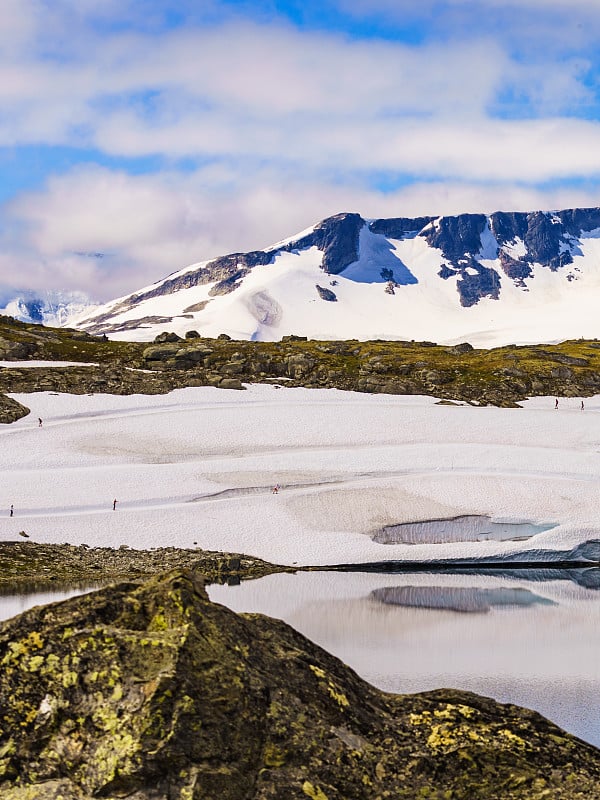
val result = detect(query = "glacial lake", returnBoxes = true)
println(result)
[1,568,598,748]
[209,569,600,748]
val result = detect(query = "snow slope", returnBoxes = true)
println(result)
[1,384,598,565]
[73,209,600,347]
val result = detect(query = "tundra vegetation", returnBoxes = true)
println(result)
[2,315,600,423]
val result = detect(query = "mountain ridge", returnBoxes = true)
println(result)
[74,206,600,346]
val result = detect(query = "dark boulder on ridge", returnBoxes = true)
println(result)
[0,569,598,799]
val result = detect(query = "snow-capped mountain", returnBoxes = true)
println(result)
[74,207,600,347]
[0,290,97,328]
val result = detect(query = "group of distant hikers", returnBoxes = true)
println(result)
[555,398,585,410]
[5,396,589,521]
[8,416,120,515]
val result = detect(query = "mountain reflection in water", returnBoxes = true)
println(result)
[209,567,600,749]
[0,568,597,749]
[370,585,556,612]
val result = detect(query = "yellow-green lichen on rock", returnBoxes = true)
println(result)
[0,569,598,799]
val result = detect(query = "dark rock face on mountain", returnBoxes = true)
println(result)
[422,214,488,262]
[368,216,435,239]
[400,206,600,306]
[0,569,599,800]
[371,206,600,307]
[206,251,275,296]
[489,207,600,280]
[316,285,338,301]
[286,212,364,274]
[129,250,275,307]
[416,214,499,306]
[457,264,502,307]
[88,213,365,324]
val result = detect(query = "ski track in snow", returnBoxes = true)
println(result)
[1,384,599,565]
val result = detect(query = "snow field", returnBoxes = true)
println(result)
[1,384,599,565]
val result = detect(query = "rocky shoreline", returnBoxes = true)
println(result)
[0,541,293,592]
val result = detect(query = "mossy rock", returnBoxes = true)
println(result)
[0,394,29,424]
[0,569,598,799]
[0,541,289,589]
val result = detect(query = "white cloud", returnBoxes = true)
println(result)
[0,18,594,151]
[0,17,590,184]
[1,2,599,302]
[91,110,600,183]
[3,164,600,302]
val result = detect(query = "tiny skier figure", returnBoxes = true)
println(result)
[555,398,559,410]
[272,486,278,494]
[581,400,585,411]
[9,504,13,517]
[113,498,117,511]
[38,418,43,427]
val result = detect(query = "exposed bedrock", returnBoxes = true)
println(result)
[72,205,600,335]
[0,393,30,423]
[286,212,365,275]
[0,569,599,799]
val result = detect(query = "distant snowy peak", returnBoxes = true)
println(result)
[0,291,97,327]
[75,206,600,347]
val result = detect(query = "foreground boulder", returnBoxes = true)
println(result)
[0,570,598,799]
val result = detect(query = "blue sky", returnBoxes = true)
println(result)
[1,0,600,301]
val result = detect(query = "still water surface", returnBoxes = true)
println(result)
[209,569,600,748]
[1,570,598,748]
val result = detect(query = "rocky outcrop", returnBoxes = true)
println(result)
[0,542,289,590]
[0,337,36,360]
[4,315,600,409]
[445,342,474,355]
[0,569,598,799]
[284,212,364,275]
[0,394,29,424]
[418,215,501,307]
[422,214,488,263]
[153,332,183,344]
[368,216,435,239]
[316,285,337,302]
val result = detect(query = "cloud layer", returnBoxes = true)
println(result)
[1,0,599,301]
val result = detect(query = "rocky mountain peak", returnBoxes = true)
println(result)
[73,205,600,346]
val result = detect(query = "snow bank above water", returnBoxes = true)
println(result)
[0,385,598,565]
